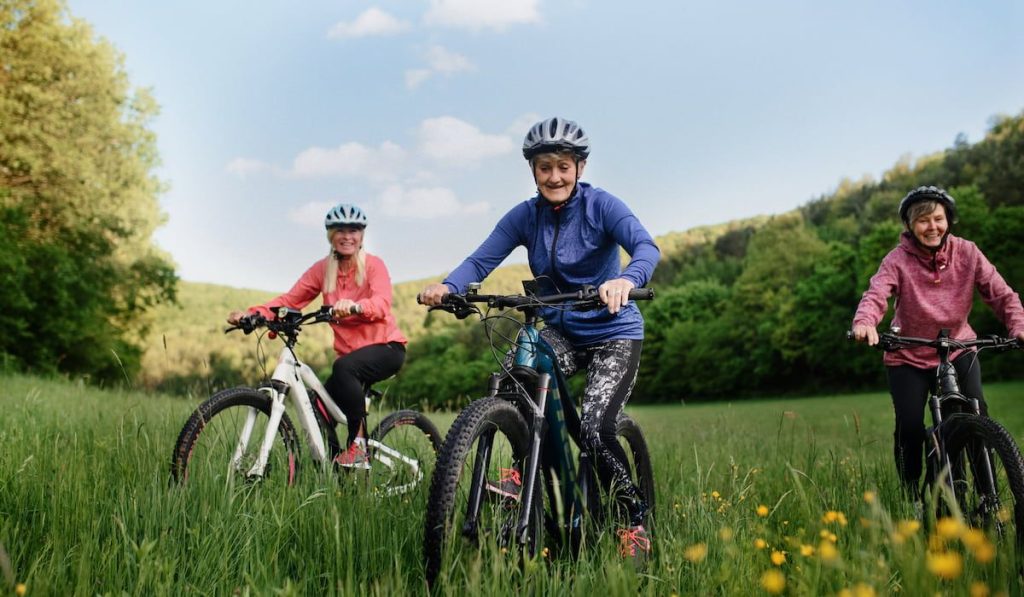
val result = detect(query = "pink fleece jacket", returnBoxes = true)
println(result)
[852,233,1024,369]
[250,254,407,357]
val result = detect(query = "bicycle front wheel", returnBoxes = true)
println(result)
[368,409,442,496]
[938,414,1024,568]
[422,397,539,588]
[170,386,301,489]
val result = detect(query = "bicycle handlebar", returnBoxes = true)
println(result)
[417,285,654,319]
[226,303,363,335]
[847,330,1023,353]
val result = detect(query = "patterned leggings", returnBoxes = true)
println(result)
[530,328,647,525]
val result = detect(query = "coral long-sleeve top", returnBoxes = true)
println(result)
[250,254,407,357]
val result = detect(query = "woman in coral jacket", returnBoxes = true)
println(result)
[228,203,407,469]
[851,186,1024,498]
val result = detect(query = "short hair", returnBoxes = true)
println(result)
[905,200,945,224]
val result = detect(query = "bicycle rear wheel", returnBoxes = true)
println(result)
[936,414,1024,569]
[422,397,539,588]
[616,415,656,523]
[367,409,442,496]
[170,386,301,489]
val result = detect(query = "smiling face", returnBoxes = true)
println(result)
[531,152,585,204]
[329,225,364,258]
[909,203,948,248]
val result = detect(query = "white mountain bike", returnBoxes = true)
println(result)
[169,306,441,495]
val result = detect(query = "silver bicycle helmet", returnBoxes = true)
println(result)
[522,117,591,161]
[324,203,368,229]
[898,186,957,225]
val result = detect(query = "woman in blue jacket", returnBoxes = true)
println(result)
[419,116,660,560]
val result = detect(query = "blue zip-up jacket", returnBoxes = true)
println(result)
[443,182,660,346]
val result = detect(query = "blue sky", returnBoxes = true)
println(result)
[67,0,1024,291]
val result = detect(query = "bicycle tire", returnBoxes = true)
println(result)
[367,409,442,495]
[934,414,1024,563]
[422,397,539,588]
[616,415,657,524]
[170,386,301,487]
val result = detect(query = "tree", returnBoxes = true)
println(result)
[0,0,176,380]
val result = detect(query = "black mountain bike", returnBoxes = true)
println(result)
[421,283,656,587]
[858,329,1024,564]
[170,306,442,495]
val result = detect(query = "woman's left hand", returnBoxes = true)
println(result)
[598,278,635,315]
[1016,331,1024,342]
[332,299,359,319]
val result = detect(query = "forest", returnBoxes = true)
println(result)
[3,0,1023,407]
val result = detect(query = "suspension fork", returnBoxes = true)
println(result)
[241,385,288,478]
[462,431,495,539]
[517,372,552,545]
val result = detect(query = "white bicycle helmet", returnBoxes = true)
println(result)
[324,203,368,229]
[522,117,591,161]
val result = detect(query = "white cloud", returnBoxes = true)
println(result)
[377,184,489,219]
[288,201,336,229]
[225,157,271,178]
[417,116,516,165]
[424,0,540,31]
[328,7,411,39]
[291,141,407,181]
[405,45,475,89]
[405,68,432,89]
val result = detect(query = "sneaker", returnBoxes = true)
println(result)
[485,467,522,501]
[335,440,370,470]
[617,524,652,563]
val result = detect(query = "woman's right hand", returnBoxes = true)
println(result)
[227,310,247,325]
[851,323,879,346]
[418,283,450,306]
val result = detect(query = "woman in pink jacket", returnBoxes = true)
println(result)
[851,186,1024,498]
[228,203,407,468]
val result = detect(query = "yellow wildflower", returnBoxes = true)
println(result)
[818,540,839,563]
[754,538,768,550]
[760,569,786,594]
[15,585,26,597]
[926,550,963,580]
[969,581,990,597]
[718,526,734,541]
[971,540,996,564]
[896,519,920,536]
[756,504,769,517]
[822,510,839,523]
[799,544,814,557]
[770,550,786,566]
[712,490,721,499]
[683,543,708,563]
[935,517,964,540]
[846,583,877,597]
[863,490,876,504]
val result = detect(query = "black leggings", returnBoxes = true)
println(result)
[538,328,647,525]
[886,351,987,493]
[324,342,406,446]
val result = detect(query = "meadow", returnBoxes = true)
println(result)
[1,373,1023,596]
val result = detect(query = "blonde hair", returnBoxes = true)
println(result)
[324,229,366,293]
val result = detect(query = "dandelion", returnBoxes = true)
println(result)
[863,490,876,504]
[760,569,786,594]
[823,510,840,523]
[896,519,920,535]
[754,538,768,550]
[770,550,786,566]
[926,551,963,580]
[756,504,769,517]
[684,543,708,563]
[969,581,990,597]
[16,585,26,597]
[935,517,964,540]
[542,547,550,558]
[799,544,814,557]
[818,540,839,563]
[719,526,734,541]
[712,490,721,499]
[969,540,996,564]
[840,583,877,597]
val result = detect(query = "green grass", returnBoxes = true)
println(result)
[1,374,1023,595]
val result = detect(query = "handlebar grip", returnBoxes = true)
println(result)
[349,303,363,315]
[628,288,654,301]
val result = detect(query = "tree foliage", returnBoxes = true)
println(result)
[0,0,175,380]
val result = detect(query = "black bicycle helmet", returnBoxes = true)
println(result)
[898,186,957,225]
[522,117,591,161]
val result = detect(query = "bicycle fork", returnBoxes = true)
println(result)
[234,385,288,479]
